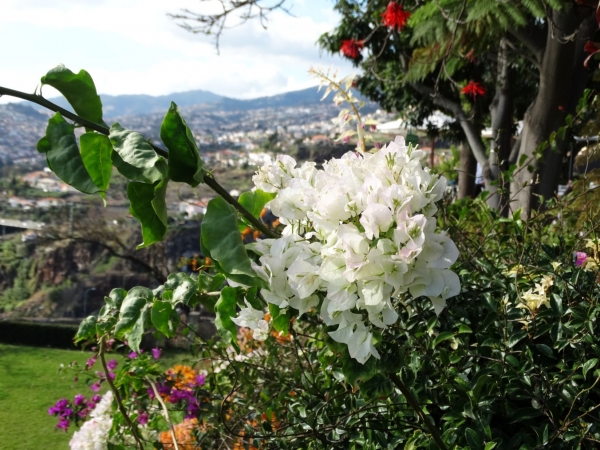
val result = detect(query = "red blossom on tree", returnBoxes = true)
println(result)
[382,1,411,31]
[461,81,486,99]
[584,41,600,67]
[340,39,365,59]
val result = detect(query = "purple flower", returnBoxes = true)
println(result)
[137,412,149,425]
[56,417,69,432]
[575,252,588,267]
[73,394,85,407]
[195,374,206,387]
[147,388,156,400]
[78,408,90,419]
[107,359,118,370]
[128,351,138,359]
[108,372,116,381]
[86,356,97,370]
[49,398,69,416]
[61,408,73,418]
[92,394,102,403]
[151,348,161,360]
[185,399,200,419]
[90,382,101,393]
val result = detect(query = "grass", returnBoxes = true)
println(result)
[0,344,201,450]
[0,344,93,449]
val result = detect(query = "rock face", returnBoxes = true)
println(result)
[0,223,203,319]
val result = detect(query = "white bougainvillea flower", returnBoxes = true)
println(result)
[237,136,460,364]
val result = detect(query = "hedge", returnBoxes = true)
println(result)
[0,321,78,349]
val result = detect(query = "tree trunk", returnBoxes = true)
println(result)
[510,7,595,218]
[458,142,477,199]
[489,38,514,214]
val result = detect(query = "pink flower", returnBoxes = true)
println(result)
[107,359,118,370]
[128,351,138,359]
[137,412,149,425]
[151,348,162,360]
[73,394,85,407]
[195,374,206,387]
[90,382,101,393]
[575,252,588,267]
[85,356,97,370]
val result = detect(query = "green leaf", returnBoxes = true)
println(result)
[341,350,378,386]
[508,407,542,423]
[201,196,263,286]
[126,305,149,354]
[550,294,563,316]
[37,136,51,154]
[535,344,554,358]
[465,428,481,448]
[105,288,127,309]
[44,113,98,194]
[127,178,169,249]
[151,300,176,338]
[508,330,527,348]
[160,102,204,186]
[80,132,113,194]
[237,190,276,230]
[41,65,106,127]
[198,272,225,293]
[583,358,598,380]
[164,273,197,305]
[484,443,497,450]
[114,287,153,338]
[75,315,97,343]
[109,123,167,184]
[433,331,454,347]
[458,324,473,334]
[272,312,291,335]
[215,287,240,353]
[358,373,393,400]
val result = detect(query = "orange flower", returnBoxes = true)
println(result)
[160,418,204,450]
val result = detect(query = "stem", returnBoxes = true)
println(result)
[98,336,145,450]
[389,373,448,450]
[147,378,180,450]
[0,85,278,239]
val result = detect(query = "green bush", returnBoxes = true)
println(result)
[0,321,78,349]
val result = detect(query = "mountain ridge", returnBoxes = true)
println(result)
[39,86,330,118]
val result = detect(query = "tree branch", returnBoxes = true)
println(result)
[169,0,293,53]
[409,83,489,170]
[0,85,278,239]
[508,26,545,66]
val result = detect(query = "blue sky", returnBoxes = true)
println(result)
[0,0,354,102]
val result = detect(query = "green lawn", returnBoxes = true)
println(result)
[0,344,94,449]
[0,344,198,450]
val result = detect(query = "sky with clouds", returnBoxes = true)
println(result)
[0,0,355,103]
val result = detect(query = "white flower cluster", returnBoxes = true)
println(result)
[243,137,460,363]
[70,391,113,450]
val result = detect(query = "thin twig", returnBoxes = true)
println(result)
[99,336,144,450]
[389,373,448,450]
[147,378,180,450]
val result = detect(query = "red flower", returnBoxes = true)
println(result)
[340,39,364,59]
[585,41,600,53]
[461,81,486,99]
[382,2,411,31]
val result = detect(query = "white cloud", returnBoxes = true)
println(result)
[0,0,354,103]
